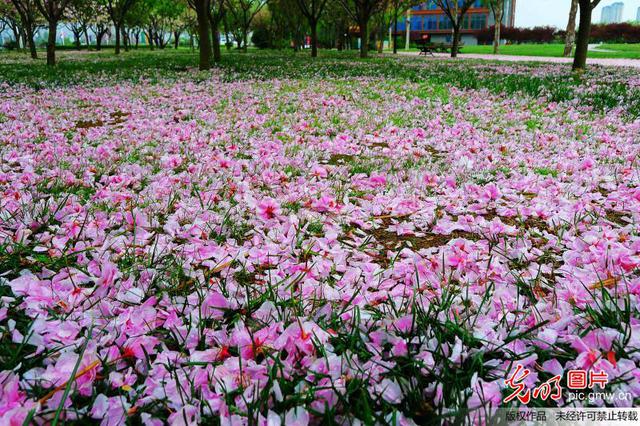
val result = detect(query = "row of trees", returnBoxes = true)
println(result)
[0,0,609,70]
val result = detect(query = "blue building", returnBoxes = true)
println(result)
[394,0,517,46]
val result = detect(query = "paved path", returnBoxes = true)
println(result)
[397,51,640,68]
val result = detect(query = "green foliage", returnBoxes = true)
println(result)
[0,50,639,118]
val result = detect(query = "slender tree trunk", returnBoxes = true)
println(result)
[11,25,21,50]
[492,4,503,54]
[211,26,221,62]
[572,0,592,70]
[359,17,368,58]
[564,0,579,57]
[174,31,180,48]
[243,27,248,52]
[451,25,460,58]
[46,19,57,66]
[310,19,318,57]
[393,12,397,54]
[195,0,211,70]
[122,26,129,51]
[26,25,37,58]
[84,30,90,47]
[114,23,121,54]
[404,10,410,50]
[96,32,103,50]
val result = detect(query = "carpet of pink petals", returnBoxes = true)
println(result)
[1,64,640,424]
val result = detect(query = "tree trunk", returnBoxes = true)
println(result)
[359,17,368,58]
[404,10,410,50]
[122,26,129,51]
[11,25,21,50]
[572,0,592,71]
[96,32,103,50]
[114,23,121,54]
[174,31,180,48]
[195,0,211,70]
[393,13,397,54]
[46,19,56,66]
[243,28,248,53]
[147,29,154,50]
[310,19,318,57]
[211,26,221,62]
[84,30,90,48]
[451,26,460,58]
[26,25,37,59]
[564,0,579,57]
[492,4,503,54]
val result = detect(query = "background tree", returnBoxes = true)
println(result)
[208,0,224,61]
[294,0,327,57]
[124,0,148,47]
[222,2,246,49]
[0,1,24,50]
[89,0,110,49]
[172,1,192,48]
[433,0,475,58]
[336,0,386,58]
[271,0,306,50]
[225,0,268,52]
[572,0,601,70]
[35,0,72,65]
[146,0,185,48]
[188,0,211,69]
[485,0,503,54]
[389,0,414,54]
[104,0,136,54]
[563,0,578,57]
[317,0,350,50]
[66,0,94,48]
[370,1,388,53]
[10,0,42,58]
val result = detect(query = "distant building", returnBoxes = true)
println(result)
[601,2,624,24]
[393,0,517,46]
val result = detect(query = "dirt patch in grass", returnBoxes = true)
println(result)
[110,110,130,125]
[74,111,130,129]
[326,154,356,165]
[605,209,629,226]
[362,217,481,254]
[371,142,389,148]
[483,210,552,233]
[75,119,105,129]
[425,145,445,160]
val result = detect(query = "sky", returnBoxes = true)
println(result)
[516,0,640,28]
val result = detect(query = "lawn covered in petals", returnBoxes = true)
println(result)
[1,51,640,424]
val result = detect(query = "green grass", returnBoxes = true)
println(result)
[1,48,639,118]
[461,43,640,59]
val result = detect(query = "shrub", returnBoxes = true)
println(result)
[590,23,640,43]
[477,26,560,44]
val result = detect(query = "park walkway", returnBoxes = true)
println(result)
[397,51,640,68]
